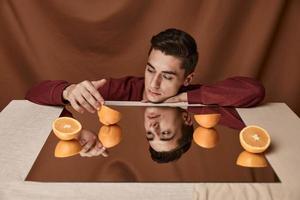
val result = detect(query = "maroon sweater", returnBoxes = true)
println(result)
[25,76,265,107]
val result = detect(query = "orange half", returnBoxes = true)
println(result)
[98,125,122,148]
[194,113,221,128]
[236,151,268,168]
[193,126,219,149]
[239,125,271,153]
[54,140,82,158]
[52,117,82,140]
[98,105,121,125]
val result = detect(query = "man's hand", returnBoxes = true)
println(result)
[164,92,188,103]
[77,129,108,158]
[63,79,107,114]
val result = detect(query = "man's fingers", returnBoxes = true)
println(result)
[91,79,107,90]
[101,150,109,157]
[79,144,108,157]
[76,94,96,113]
[164,93,187,103]
[81,88,100,111]
[86,146,99,157]
[78,138,87,146]
[164,97,178,103]
[92,147,106,157]
[80,139,96,153]
[83,81,104,107]
[141,99,149,103]
[69,99,84,114]
[80,145,107,157]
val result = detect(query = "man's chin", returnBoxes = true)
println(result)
[146,95,166,103]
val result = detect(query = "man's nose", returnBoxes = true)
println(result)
[149,122,160,136]
[150,74,161,89]
[150,121,159,129]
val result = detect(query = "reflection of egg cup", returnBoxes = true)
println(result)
[236,151,267,168]
[193,126,219,149]
[194,113,221,128]
[98,105,122,125]
[54,140,82,158]
[98,125,122,148]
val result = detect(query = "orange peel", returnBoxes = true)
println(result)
[98,105,121,125]
[236,151,268,168]
[54,140,82,158]
[194,113,221,128]
[98,125,122,148]
[193,126,219,149]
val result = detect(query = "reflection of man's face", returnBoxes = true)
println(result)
[143,49,187,102]
[144,107,189,152]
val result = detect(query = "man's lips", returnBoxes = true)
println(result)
[148,89,161,96]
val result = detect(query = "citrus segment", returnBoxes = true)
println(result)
[98,105,121,125]
[239,125,271,153]
[52,117,82,140]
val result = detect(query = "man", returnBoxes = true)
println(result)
[144,107,193,163]
[25,28,265,114]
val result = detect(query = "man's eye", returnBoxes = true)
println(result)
[147,67,155,73]
[163,75,173,80]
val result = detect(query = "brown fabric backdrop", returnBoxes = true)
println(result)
[0,0,299,115]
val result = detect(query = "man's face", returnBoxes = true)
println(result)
[144,107,184,152]
[144,49,186,102]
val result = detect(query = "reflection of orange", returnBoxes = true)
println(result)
[98,125,122,148]
[54,140,82,158]
[52,117,82,140]
[98,105,121,125]
[236,151,268,168]
[193,126,219,149]
[194,113,221,128]
[240,125,271,153]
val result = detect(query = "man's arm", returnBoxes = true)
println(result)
[25,80,71,105]
[25,79,108,113]
[166,76,265,108]
[25,76,144,113]
[187,76,265,107]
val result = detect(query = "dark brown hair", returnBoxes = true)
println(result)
[149,28,198,76]
[149,123,194,163]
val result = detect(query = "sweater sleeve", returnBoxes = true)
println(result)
[101,76,144,101]
[25,80,71,105]
[187,76,265,107]
[25,76,144,106]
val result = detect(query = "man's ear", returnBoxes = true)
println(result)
[183,72,195,86]
[182,111,193,126]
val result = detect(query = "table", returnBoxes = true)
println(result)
[0,100,299,200]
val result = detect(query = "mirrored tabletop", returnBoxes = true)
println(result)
[25,105,279,182]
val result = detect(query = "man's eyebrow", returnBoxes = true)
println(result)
[147,62,155,69]
[147,62,177,76]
